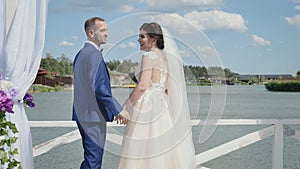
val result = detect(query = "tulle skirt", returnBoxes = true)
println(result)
[118,88,196,169]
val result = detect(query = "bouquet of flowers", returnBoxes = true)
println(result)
[0,75,35,169]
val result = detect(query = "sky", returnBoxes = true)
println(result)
[44,0,300,76]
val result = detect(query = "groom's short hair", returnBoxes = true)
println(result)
[84,17,105,34]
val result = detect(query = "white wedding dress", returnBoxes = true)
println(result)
[118,52,197,169]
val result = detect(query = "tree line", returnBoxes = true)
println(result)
[39,55,238,79]
[105,59,238,79]
[40,55,300,82]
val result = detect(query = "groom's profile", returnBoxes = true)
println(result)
[72,16,127,169]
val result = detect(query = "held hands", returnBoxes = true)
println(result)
[114,109,130,125]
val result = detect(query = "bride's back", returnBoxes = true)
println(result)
[145,51,168,90]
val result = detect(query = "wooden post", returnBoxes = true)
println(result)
[272,123,283,169]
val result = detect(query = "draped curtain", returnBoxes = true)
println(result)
[0,0,6,70]
[0,0,49,168]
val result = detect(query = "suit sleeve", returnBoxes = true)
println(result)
[94,60,121,122]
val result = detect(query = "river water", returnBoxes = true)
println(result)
[26,85,300,169]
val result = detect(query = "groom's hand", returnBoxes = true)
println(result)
[114,109,129,124]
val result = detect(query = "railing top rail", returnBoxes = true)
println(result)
[28,119,300,127]
[192,119,300,125]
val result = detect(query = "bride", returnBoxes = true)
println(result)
[115,22,197,169]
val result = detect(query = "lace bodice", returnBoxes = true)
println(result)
[136,51,168,92]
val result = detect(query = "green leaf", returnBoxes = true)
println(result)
[12,148,19,155]
[0,111,22,168]
[0,150,8,163]
[8,137,18,145]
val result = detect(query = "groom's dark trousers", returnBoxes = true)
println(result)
[77,121,106,169]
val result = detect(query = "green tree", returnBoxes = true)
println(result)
[40,53,73,76]
[184,65,208,80]
[40,53,58,72]
[117,59,137,73]
[224,68,238,78]
[57,54,73,75]
[106,60,121,71]
[207,66,224,76]
[183,66,194,80]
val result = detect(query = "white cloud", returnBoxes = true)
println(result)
[60,1,246,34]
[144,13,194,34]
[119,41,137,48]
[144,10,247,34]
[144,0,223,11]
[295,5,300,10]
[285,15,300,30]
[266,48,272,52]
[59,41,74,46]
[128,42,137,48]
[184,10,247,32]
[119,44,127,48]
[64,0,223,13]
[119,5,134,13]
[251,34,271,46]
[197,45,216,57]
[179,49,195,58]
[72,36,79,40]
[65,0,141,12]
[291,0,300,3]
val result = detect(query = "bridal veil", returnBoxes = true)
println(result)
[163,27,196,166]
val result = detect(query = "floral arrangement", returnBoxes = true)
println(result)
[0,75,35,169]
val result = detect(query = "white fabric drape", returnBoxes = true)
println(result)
[0,0,49,168]
[0,0,6,71]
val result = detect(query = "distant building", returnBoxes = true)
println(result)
[37,68,59,76]
[34,68,72,87]
[235,74,294,84]
[109,70,133,86]
[259,74,294,80]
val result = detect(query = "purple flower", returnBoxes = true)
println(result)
[0,90,14,113]
[23,93,35,108]
[9,89,18,98]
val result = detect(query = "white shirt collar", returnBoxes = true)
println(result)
[86,41,102,51]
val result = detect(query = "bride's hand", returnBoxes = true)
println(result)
[114,109,130,124]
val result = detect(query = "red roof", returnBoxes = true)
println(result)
[37,67,59,76]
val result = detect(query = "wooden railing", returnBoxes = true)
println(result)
[29,119,300,169]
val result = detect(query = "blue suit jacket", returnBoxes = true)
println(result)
[72,43,121,122]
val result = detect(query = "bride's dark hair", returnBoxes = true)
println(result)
[140,22,164,50]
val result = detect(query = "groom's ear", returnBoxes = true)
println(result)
[88,29,95,38]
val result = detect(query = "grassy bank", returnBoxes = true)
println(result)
[265,81,300,92]
[28,84,64,93]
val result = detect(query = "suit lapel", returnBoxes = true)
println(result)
[98,49,110,80]
[103,61,110,80]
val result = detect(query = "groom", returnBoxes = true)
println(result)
[72,17,128,169]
